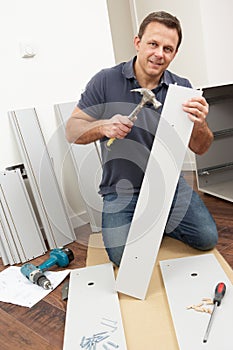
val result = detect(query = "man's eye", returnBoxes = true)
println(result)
[149,42,157,47]
[164,47,173,53]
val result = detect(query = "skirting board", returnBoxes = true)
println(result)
[116,84,202,299]
[9,108,76,248]
[160,254,233,350]
[69,211,89,229]
[63,263,127,350]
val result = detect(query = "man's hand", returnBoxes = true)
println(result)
[182,96,213,155]
[102,114,134,139]
[66,107,134,145]
[182,96,208,126]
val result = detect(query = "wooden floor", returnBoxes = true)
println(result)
[0,172,232,350]
[183,171,233,268]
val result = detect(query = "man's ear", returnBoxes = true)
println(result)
[134,36,141,51]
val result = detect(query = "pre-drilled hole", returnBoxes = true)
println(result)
[191,273,198,277]
[87,282,95,286]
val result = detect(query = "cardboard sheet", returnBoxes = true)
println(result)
[87,234,233,350]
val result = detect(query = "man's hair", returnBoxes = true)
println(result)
[137,11,182,50]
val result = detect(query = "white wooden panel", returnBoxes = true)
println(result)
[55,102,102,232]
[0,169,46,263]
[0,185,21,265]
[9,108,76,248]
[0,219,11,265]
[160,254,233,350]
[63,263,127,350]
[116,84,202,299]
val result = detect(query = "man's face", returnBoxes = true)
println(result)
[134,21,179,82]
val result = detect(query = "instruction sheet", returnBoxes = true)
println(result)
[0,266,70,307]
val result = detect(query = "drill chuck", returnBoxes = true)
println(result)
[31,270,52,290]
[20,263,52,290]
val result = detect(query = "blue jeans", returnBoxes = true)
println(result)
[102,175,218,266]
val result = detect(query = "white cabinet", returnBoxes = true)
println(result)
[195,84,233,202]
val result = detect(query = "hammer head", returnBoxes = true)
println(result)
[131,88,161,109]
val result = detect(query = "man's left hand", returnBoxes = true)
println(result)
[182,96,208,125]
[182,96,213,155]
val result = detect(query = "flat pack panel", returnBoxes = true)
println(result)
[0,220,11,265]
[55,102,102,232]
[196,179,233,203]
[196,137,233,170]
[116,84,202,299]
[0,186,21,264]
[63,263,127,350]
[9,109,76,248]
[160,254,233,350]
[0,170,46,263]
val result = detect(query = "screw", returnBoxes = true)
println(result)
[93,331,108,337]
[100,322,118,331]
[107,340,119,348]
[102,318,117,325]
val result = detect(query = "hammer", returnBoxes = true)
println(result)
[106,88,162,148]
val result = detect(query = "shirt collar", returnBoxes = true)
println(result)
[122,57,136,79]
[122,56,176,87]
[162,70,176,86]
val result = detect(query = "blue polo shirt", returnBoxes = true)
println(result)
[78,57,192,195]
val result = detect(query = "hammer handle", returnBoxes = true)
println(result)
[106,103,145,148]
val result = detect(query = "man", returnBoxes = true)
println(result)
[66,11,218,266]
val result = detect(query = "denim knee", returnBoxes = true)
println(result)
[193,221,218,251]
[105,245,125,267]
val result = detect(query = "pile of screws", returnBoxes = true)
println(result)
[80,318,120,350]
[186,297,213,314]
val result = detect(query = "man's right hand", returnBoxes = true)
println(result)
[66,107,134,145]
[102,114,134,140]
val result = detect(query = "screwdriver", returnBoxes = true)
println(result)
[203,282,226,343]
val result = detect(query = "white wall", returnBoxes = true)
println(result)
[106,0,135,63]
[0,0,115,219]
[199,0,233,87]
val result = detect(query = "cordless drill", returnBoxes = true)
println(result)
[20,248,74,289]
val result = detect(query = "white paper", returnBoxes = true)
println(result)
[0,266,70,307]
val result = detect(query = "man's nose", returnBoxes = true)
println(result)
[153,46,163,57]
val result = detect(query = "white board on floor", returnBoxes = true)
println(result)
[63,263,127,350]
[116,84,202,299]
[160,254,233,350]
